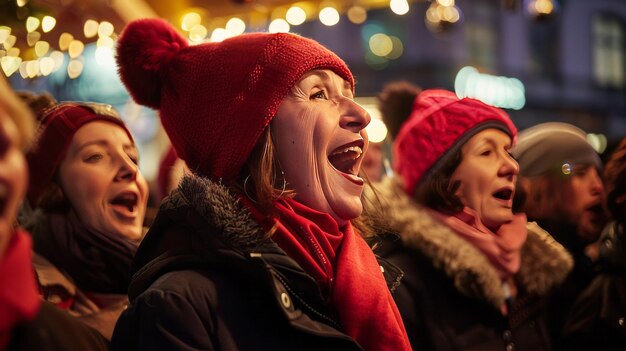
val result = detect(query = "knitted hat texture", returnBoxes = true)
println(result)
[393,89,517,196]
[116,19,354,182]
[26,103,133,206]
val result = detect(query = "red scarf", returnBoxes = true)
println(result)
[248,198,411,351]
[430,207,528,281]
[0,229,41,349]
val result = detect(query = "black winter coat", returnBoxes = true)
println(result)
[8,301,108,351]
[372,178,573,351]
[110,175,403,351]
[561,221,626,350]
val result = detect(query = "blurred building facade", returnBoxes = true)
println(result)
[292,0,626,142]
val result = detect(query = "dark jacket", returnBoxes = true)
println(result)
[110,175,403,351]
[561,221,626,350]
[534,219,599,348]
[373,178,573,351]
[8,301,109,351]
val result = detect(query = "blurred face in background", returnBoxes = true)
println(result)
[0,111,28,254]
[561,165,606,243]
[450,129,519,231]
[272,69,371,226]
[58,121,148,240]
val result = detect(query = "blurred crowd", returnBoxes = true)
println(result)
[1,18,624,351]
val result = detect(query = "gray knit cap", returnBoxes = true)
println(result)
[512,122,602,177]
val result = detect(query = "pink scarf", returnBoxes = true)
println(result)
[246,198,412,351]
[430,207,528,281]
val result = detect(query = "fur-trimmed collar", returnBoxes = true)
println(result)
[372,177,573,308]
[176,173,273,253]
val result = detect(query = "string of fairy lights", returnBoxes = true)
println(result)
[0,0,557,80]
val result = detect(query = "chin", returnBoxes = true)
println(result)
[330,199,363,225]
[112,225,143,241]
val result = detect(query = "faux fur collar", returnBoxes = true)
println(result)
[176,174,272,253]
[372,177,573,308]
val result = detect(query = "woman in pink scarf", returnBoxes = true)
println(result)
[373,88,573,351]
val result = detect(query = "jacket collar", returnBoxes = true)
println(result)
[372,177,573,308]
[132,174,402,296]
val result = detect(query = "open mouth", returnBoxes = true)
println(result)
[492,187,514,203]
[585,203,605,222]
[328,140,365,185]
[110,191,139,214]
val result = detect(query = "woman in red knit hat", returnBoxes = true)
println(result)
[111,19,411,351]
[0,76,108,350]
[372,89,573,350]
[21,100,149,341]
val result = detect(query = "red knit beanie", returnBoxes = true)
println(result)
[26,103,134,206]
[116,19,354,182]
[393,89,517,196]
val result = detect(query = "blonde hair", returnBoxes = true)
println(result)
[0,74,35,151]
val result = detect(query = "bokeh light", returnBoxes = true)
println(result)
[269,19,290,33]
[286,6,307,25]
[67,59,84,79]
[347,6,367,24]
[181,12,202,31]
[319,7,340,26]
[390,0,410,15]
[365,118,388,143]
[41,16,56,33]
[455,66,526,110]
[226,17,246,36]
[26,16,39,33]
[369,33,393,57]
[210,28,228,42]
[98,21,114,37]
[84,20,98,38]
[189,24,208,42]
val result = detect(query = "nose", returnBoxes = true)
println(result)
[339,98,371,134]
[588,168,604,196]
[499,153,520,180]
[114,154,138,182]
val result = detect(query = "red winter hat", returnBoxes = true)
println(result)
[116,19,354,182]
[26,103,134,206]
[393,89,517,196]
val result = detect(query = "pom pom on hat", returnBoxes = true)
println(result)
[116,18,188,109]
[377,81,422,140]
[511,122,601,178]
[393,89,517,196]
[116,19,353,183]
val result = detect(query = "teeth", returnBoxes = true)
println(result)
[331,146,363,158]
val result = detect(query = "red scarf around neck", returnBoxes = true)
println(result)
[247,198,411,351]
[0,229,41,349]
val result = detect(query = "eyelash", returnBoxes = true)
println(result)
[84,153,139,164]
[85,154,103,163]
[311,90,327,100]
